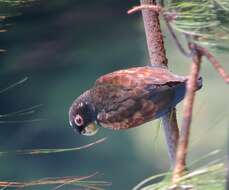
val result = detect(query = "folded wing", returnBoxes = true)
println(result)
[93,66,187,130]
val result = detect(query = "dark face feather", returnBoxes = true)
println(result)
[69,97,98,136]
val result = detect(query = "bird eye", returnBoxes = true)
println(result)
[74,114,84,126]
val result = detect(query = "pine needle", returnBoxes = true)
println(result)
[164,0,229,50]
[0,137,107,156]
[0,172,111,190]
[0,77,28,94]
[0,104,43,118]
[0,118,44,124]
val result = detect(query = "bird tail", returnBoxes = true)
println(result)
[171,76,202,108]
[196,76,203,90]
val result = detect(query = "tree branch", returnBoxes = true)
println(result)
[140,0,179,167]
[131,0,228,186]
[172,45,202,184]
[140,0,167,67]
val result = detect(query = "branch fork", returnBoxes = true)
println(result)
[131,0,228,188]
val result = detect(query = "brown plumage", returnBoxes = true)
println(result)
[69,66,202,136]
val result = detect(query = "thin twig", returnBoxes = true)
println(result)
[128,4,162,14]
[165,20,192,57]
[197,46,229,84]
[172,45,202,185]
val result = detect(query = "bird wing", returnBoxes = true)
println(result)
[95,66,186,89]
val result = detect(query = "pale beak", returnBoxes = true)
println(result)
[81,123,99,136]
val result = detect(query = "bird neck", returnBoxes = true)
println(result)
[79,90,98,122]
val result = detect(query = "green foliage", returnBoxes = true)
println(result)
[164,0,229,50]
[136,163,225,190]
[0,0,35,17]
[0,0,36,52]
[0,0,35,6]
[133,150,226,190]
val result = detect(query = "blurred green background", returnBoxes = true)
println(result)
[0,1,228,189]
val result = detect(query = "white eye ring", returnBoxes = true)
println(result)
[74,114,84,126]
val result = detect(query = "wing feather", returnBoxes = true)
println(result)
[95,66,186,89]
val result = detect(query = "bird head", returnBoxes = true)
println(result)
[69,95,98,136]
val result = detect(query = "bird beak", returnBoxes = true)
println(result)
[81,123,99,136]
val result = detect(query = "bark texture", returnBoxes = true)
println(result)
[140,0,179,167]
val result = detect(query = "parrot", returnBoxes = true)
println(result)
[69,66,202,136]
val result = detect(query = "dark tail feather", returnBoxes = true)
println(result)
[172,76,202,108]
[196,76,203,90]
[184,76,203,91]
